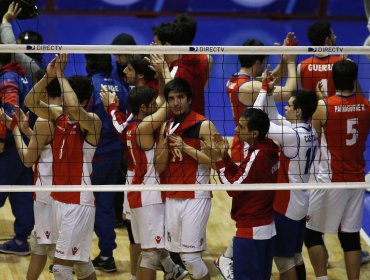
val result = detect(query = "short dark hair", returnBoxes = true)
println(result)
[239,39,266,68]
[128,86,156,115]
[174,13,197,45]
[67,75,93,104]
[127,54,155,82]
[111,33,136,46]
[291,89,318,122]
[85,54,113,75]
[241,108,270,140]
[34,69,61,98]
[164,78,193,102]
[332,60,358,91]
[307,21,332,46]
[152,22,185,45]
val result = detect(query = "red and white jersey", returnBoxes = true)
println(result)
[170,54,208,115]
[318,94,370,183]
[126,120,163,209]
[161,111,211,199]
[226,73,252,163]
[300,55,343,97]
[274,123,319,220]
[33,143,53,204]
[50,115,96,206]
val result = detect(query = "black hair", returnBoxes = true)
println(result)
[152,22,186,45]
[18,30,43,44]
[332,60,358,91]
[67,75,93,104]
[239,39,266,68]
[291,89,318,122]
[34,69,62,98]
[307,21,332,46]
[174,13,197,45]
[127,54,156,82]
[85,54,113,75]
[128,86,156,115]
[111,33,137,46]
[163,78,193,102]
[241,108,270,140]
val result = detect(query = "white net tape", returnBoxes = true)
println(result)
[1,44,369,192]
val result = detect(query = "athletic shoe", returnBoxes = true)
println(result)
[92,255,117,272]
[214,255,233,280]
[361,250,370,265]
[164,264,189,280]
[0,239,30,256]
[49,264,54,273]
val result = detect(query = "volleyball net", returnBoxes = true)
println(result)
[0,44,369,192]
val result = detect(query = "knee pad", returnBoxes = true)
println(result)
[338,231,360,252]
[74,260,95,279]
[52,264,73,280]
[180,252,208,279]
[304,228,324,248]
[140,250,161,271]
[294,252,304,266]
[274,256,296,274]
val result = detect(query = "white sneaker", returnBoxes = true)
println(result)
[164,264,189,280]
[214,255,234,280]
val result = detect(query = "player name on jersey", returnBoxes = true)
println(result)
[307,63,333,71]
[334,104,367,112]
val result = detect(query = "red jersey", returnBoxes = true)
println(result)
[226,73,252,162]
[126,120,163,208]
[50,115,96,206]
[161,111,211,199]
[216,138,279,230]
[170,54,208,115]
[319,94,370,182]
[34,143,53,204]
[300,55,343,97]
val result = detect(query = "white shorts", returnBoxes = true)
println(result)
[306,189,365,233]
[34,200,54,245]
[165,198,211,253]
[131,203,165,249]
[52,200,95,262]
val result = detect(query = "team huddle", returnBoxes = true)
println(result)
[0,3,370,280]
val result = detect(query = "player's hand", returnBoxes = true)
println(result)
[145,54,168,78]
[201,133,229,162]
[100,85,117,109]
[261,65,277,95]
[54,54,68,77]
[2,2,22,23]
[0,108,12,129]
[315,80,326,100]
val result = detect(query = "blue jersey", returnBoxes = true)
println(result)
[88,72,128,157]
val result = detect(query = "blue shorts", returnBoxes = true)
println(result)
[273,212,305,257]
[233,237,273,280]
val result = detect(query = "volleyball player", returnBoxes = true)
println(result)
[254,72,319,280]
[1,76,61,280]
[305,59,370,280]
[204,107,279,279]
[24,53,102,280]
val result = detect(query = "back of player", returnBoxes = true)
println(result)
[319,94,370,182]
[226,73,252,163]
[300,55,342,97]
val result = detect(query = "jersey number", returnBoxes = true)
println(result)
[304,146,317,175]
[346,118,358,146]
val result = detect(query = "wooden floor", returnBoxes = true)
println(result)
[1,192,370,279]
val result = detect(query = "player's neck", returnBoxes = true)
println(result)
[336,90,354,97]
[238,67,253,77]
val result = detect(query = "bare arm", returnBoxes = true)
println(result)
[154,122,170,174]
[12,118,52,168]
[311,99,327,140]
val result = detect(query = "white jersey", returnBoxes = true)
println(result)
[254,89,319,220]
[34,143,53,204]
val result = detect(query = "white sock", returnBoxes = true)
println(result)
[224,238,234,259]
[316,276,328,280]
[130,275,136,280]
[161,255,176,273]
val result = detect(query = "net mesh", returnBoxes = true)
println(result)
[0,44,369,191]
